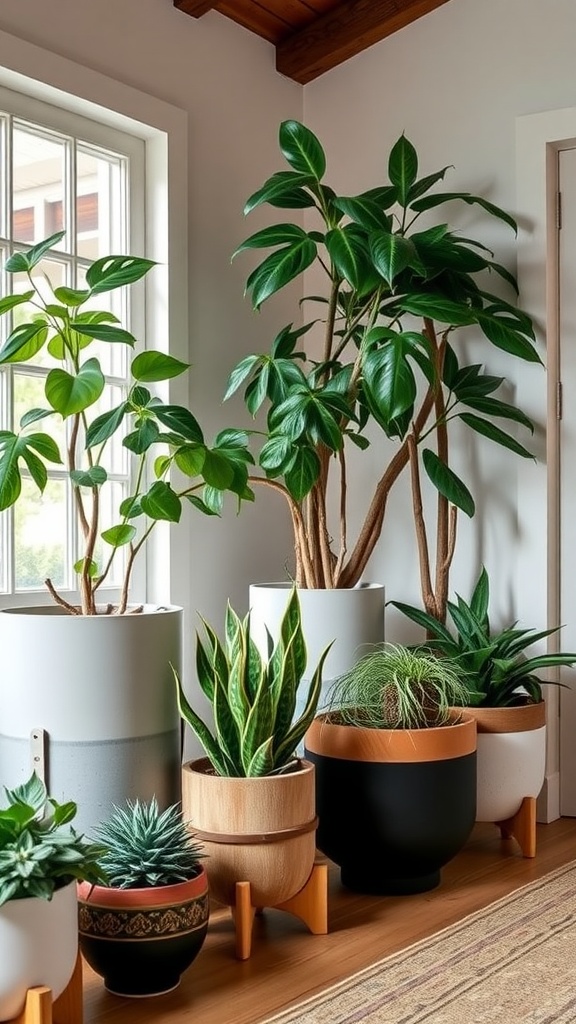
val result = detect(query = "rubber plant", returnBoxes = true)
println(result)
[226,120,538,620]
[0,232,252,614]
[392,567,576,707]
[173,588,331,777]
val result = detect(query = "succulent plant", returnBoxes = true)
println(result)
[325,643,470,730]
[0,772,105,905]
[92,798,204,889]
[173,588,331,777]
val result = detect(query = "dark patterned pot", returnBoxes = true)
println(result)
[77,868,209,997]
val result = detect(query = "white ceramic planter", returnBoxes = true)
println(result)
[0,881,78,1020]
[0,604,182,834]
[248,583,385,716]
[467,703,547,822]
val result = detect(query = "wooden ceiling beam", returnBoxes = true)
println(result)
[173,0,217,17]
[276,0,452,84]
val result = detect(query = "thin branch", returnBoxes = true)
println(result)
[44,579,80,615]
[407,432,437,619]
[333,446,348,586]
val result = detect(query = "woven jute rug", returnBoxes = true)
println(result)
[262,861,576,1024]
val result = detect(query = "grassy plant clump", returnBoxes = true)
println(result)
[93,798,204,889]
[325,643,469,729]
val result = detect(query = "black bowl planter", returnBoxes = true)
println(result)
[305,712,477,896]
[77,868,209,997]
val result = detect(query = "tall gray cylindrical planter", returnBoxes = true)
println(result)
[0,604,182,834]
[248,583,385,718]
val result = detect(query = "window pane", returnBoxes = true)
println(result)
[14,477,67,591]
[12,125,68,249]
[13,371,66,453]
[76,147,125,260]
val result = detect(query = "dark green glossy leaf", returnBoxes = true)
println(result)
[422,448,475,517]
[0,323,48,365]
[71,323,137,346]
[245,239,317,309]
[475,311,542,363]
[461,395,534,432]
[410,192,518,233]
[5,231,65,273]
[363,338,417,427]
[244,171,315,214]
[140,480,182,522]
[284,447,320,500]
[20,408,52,429]
[459,413,534,459]
[201,450,235,490]
[70,466,108,488]
[325,225,374,290]
[398,293,476,326]
[85,254,156,294]
[123,418,160,454]
[233,223,311,257]
[85,403,127,448]
[174,443,206,477]
[388,135,418,206]
[53,286,91,306]
[279,120,326,179]
[153,405,204,443]
[369,231,419,284]
[333,196,392,231]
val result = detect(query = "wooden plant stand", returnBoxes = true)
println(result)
[8,952,82,1024]
[233,862,328,960]
[497,796,537,858]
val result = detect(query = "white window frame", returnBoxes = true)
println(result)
[0,29,189,613]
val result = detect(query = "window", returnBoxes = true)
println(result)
[0,87,145,602]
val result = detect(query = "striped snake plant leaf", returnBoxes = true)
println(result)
[274,643,332,767]
[241,668,274,774]
[170,664,232,777]
[272,621,306,747]
[213,669,243,774]
[227,643,252,738]
[245,630,264,702]
[280,588,307,682]
[196,617,229,701]
[245,736,275,777]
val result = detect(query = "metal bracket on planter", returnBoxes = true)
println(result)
[30,728,47,785]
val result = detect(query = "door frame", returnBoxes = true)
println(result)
[516,107,576,821]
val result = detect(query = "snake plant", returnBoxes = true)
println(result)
[392,567,576,707]
[173,589,331,777]
[93,798,204,889]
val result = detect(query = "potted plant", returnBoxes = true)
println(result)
[173,588,330,913]
[227,120,539,699]
[78,797,208,998]
[392,568,576,854]
[0,772,104,1020]
[305,644,477,895]
[0,231,252,832]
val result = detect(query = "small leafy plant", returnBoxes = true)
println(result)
[324,643,469,729]
[92,798,204,889]
[173,589,331,777]
[0,232,252,614]
[392,567,576,707]
[0,773,105,905]
[226,120,537,617]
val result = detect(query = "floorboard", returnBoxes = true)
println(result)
[82,818,576,1023]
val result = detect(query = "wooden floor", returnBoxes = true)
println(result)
[82,817,576,1024]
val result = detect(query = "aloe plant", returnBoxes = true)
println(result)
[0,232,252,614]
[226,120,537,619]
[0,773,105,905]
[392,567,576,707]
[173,589,330,777]
[93,798,204,889]
[324,643,469,729]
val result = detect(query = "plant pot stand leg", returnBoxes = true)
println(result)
[233,863,329,960]
[496,796,537,858]
[11,952,83,1024]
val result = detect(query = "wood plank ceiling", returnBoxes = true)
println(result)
[174,0,452,84]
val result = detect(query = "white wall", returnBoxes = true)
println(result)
[0,0,303,634]
[303,0,576,635]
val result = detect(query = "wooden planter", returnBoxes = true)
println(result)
[77,869,209,997]
[465,701,546,857]
[305,711,477,895]
[181,758,317,907]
